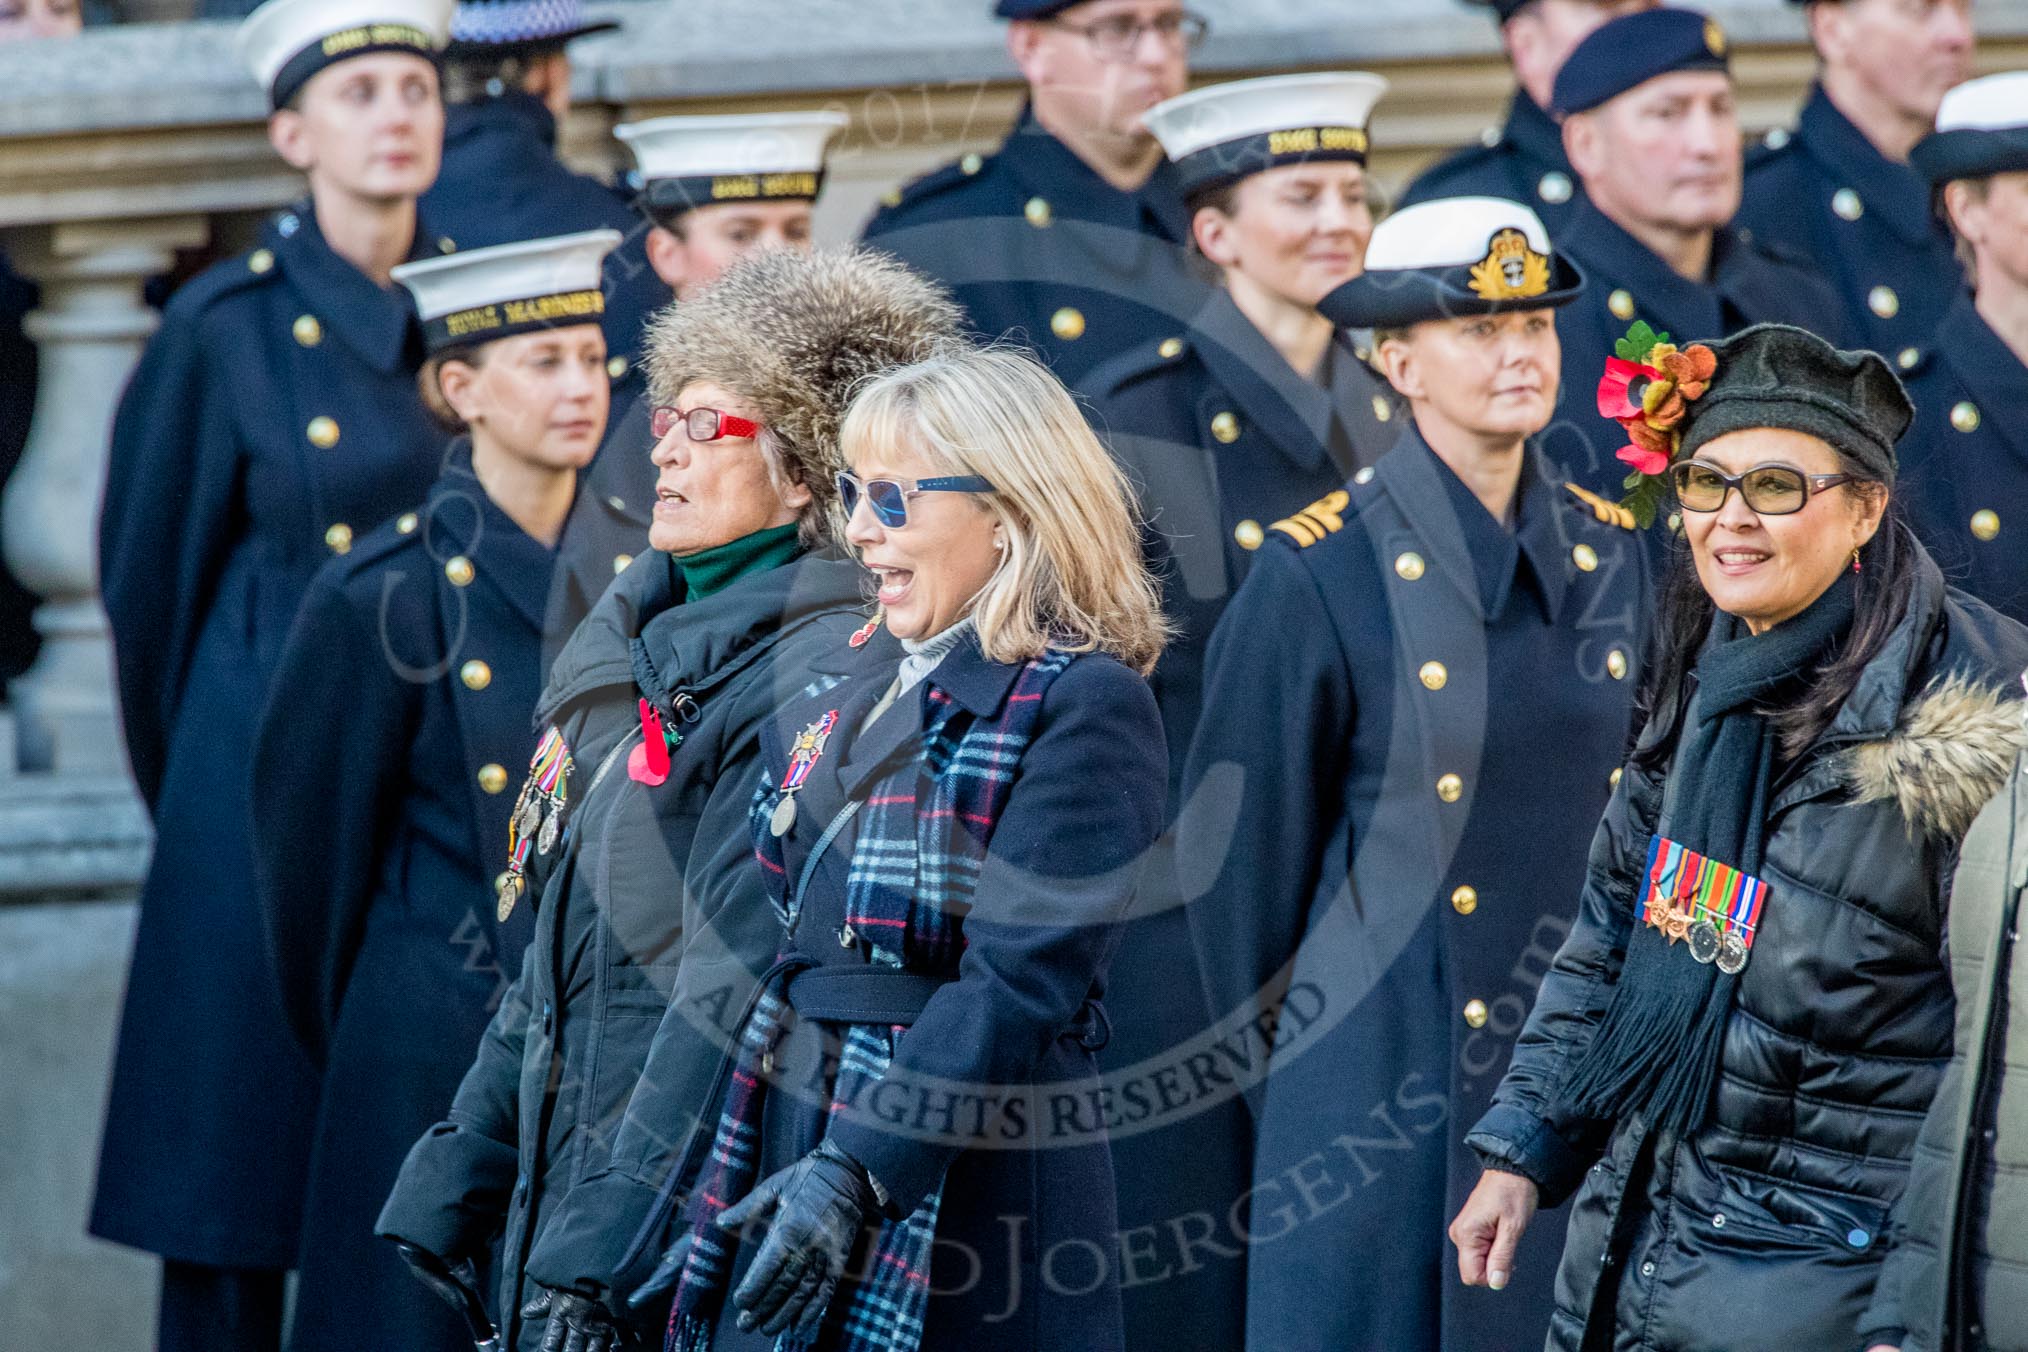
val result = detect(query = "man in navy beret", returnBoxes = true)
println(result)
[861,0,1211,386]
[1544,8,1847,502]
[1400,0,1656,228]
[1739,0,1974,369]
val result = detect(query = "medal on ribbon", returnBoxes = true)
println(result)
[499,726,574,921]
[1640,836,1768,975]
[771,710,839,837]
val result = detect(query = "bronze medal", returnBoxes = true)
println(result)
[1688,919,1721,964]
[1664,905,1692,944]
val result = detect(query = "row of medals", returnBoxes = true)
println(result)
[1646,900,1750,975]
[498,772,570,920]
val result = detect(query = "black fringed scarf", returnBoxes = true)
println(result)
[1552,573,1857,1137]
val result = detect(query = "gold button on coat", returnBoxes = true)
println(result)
[439,237,457,254]
[477,763,508,795]
[1024,196,1052,227]
[1898,347,1921,371]
[1451,885,1478,915]
[1372,395,1392,423]
[248,249,275,274]
[293,315,322,347]
[444,555,475,587]
[324,522,352,554]
[1572,543,1599,572]
[1051,307,1086,340]
[1395,551,1425,581]
[1609,289,1636,321]
[460,660,492,691]
[1537,172,1573,205]
[1419,661,1448,691]
[607,356,629,380]
[1952,401,1982,433]
[1354,466,1376,485]
[1868,286,1899,319]
[961,152,984,175]
[307,416,340,448]
[880,188,903,208]
[1210,411,1241,444]
[1159,337,1184,359]
[1609,766,1624,789]
[1463,999,1489,1028]
[1832,188,1863,221]
[396,512,419,535]
[613,554,634,574]
[1436,773,1464,803]
[1971,509,2000,541]
[1607,648,1629,680]
[1234,519,1264,551]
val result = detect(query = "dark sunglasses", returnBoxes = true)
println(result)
[649,405,761,442]
[836,471,996,529]
[1669,459,1858,516]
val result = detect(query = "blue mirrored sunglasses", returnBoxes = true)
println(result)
[836,472,996,529]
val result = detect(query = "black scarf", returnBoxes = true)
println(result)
[1552,573,1857,1137]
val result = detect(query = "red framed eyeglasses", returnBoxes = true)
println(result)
[650,406,762,442]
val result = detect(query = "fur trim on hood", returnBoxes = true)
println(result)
[645,247,965,546]
[1844,672,2028,840]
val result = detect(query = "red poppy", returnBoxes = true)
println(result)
[1616,442,1672,477]
[1597,356,1658,420]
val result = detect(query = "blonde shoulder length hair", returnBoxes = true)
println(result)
[838,346,1171,677]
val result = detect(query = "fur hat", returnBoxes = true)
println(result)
[645,247,966,546]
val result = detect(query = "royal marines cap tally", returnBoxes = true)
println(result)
[236,0,455,111]
[446,0,617,56]
[393,228,622,354]
[616,112,851,226]
[1551,8,1729,119]
[1142,71,1389,197]
[1910,71,2028,185]
[1317,196,1584,330]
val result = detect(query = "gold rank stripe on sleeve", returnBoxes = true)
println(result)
[1564,482,1638,531]
[1270,490,1352,547]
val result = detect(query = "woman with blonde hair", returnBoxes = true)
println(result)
[617,344,1167,1352]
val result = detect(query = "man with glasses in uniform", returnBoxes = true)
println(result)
[862,0,1210,385]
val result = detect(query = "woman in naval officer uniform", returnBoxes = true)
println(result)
[1181,198,1647,1352]
[1074,71,1400,1352]
[250,230,637,1352]
[91,2,454,1345]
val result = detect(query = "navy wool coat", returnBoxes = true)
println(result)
[93,204,448,1268]
[1180,429,1647,1352]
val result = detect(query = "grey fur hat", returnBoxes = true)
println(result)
[644,246,966,545]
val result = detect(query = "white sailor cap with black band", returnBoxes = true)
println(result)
[236,0,455,111]
[1910,71,2028,185]
[1142,72,1390,199]
[616,112,852,226]
[1317,196,1586,330]
[393,228,622,355]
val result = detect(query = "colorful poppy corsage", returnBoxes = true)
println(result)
[1597,321,1717,528]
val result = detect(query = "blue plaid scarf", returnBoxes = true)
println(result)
[667,645,1078,1352]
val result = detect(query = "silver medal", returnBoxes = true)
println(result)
[1687,920,1720,965]
[1716,931,1749,975]
[516,797,542,839]
[770,793,798,838]
[537,809,561,855]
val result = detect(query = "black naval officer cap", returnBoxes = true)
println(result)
[1911,72,2028,185]
[1678,324,1911,483]
[1551,8,1730,119]
[1317,196,1584,330]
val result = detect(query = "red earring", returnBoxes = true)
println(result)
[1851,547,1862,574]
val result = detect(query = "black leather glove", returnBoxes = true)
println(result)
[718,1139,878,1339]
[393,1241,499,1347]
[520,1288,623,1352]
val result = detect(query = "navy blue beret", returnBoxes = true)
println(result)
[995,0,1086,17]
[1460,0,1537,21]
[1551,9,1731,119]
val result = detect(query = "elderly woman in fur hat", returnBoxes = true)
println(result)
[375,246,965,1352]
[1449,323,2028,1352]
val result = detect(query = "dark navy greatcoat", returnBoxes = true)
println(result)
[862,108,1211,386]
[1899,295,2028,625]
[421,91,669,371]
[1547,200,1850,498]
[251,446,640,1352]
[1179,428,1646,1352]
[1399,91,1586,232]
[93,204,448,1270]
[1739,86,1965,370]
[1077,287,1402,1352]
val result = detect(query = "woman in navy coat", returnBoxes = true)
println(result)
[92,3,454,1344]
[250,229,638,1352]
[626,346,1168,1352]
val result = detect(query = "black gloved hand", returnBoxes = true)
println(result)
[519,1288,623,1352]
[393,1241,496,1344]
[718,1139,878,1339]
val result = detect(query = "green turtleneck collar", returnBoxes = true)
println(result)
[674,521,804,601]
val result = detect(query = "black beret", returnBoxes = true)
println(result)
[995,0,1086,17]
[1551,9,1731,119]
[1678,324,1911,483]
[1459,0,1536,21]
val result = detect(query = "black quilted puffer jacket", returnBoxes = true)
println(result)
[1467,552,2028,1352]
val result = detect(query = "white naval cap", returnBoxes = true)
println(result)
[1911,71,2028,184]
[1143,72,1389,196]
[616,111,852,222]
[393,228,622,354]
[236,0,454,110]
[1318,196,1584,330]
